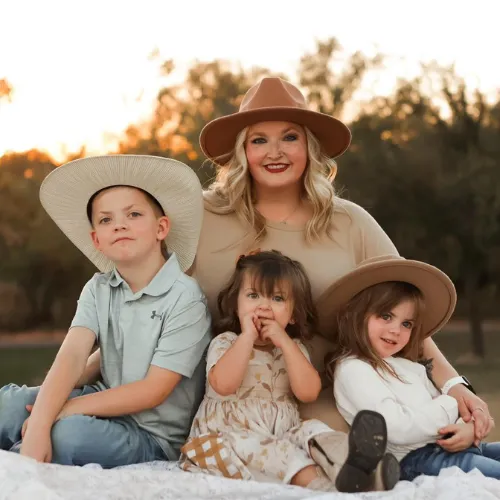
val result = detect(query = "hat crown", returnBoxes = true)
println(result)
[239,77,308,113]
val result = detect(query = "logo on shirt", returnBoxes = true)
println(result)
[151,310,163,320]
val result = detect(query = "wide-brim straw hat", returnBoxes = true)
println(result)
[200,77,352,165]
[317,255,456,339]
[39,155,203,273]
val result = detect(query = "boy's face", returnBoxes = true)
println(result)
[90,186,169,266]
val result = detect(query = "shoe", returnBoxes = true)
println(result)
[372,453,400,491]
[335,410,388,493]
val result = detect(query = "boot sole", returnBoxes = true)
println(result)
[381,453,400,490]
[335,410,387,493]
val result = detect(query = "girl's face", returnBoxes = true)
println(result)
[237,272,294,344]
[245,121,308,192]
[367,300,416,358]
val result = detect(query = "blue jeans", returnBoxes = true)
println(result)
[401,442,500,480]
[0,383,167,467]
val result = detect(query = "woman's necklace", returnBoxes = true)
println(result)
[280,200,302,225]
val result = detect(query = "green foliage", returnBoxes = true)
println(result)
[0,39,498,357]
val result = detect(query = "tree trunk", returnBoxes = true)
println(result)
[465,273,485,358]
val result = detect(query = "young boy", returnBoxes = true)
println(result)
[0,155,211,467]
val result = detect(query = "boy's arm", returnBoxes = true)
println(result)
[59,300,211,418]
[75,349,102,387]
[21,327,96,460]
[60,365,182,418]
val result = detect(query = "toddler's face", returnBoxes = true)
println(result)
[237,273,294,345]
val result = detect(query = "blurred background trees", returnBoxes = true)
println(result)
[1,39,499,358]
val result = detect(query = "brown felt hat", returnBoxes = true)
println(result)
[199,77,352,165]
[317,255,457,339]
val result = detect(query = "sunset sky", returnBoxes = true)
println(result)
[1,0,499,161]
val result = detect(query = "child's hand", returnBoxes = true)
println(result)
[260,319,290,349]
[240,311,260,342]
[20,431,52,463]
[437,422,475,452]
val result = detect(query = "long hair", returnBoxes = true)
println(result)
[325,281,426,382]
[215,250,317,341]
[203,126,338,244]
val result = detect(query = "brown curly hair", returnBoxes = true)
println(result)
[215,250,317,341]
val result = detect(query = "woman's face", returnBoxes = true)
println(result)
[245,121,308,191]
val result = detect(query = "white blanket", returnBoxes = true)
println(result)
[1,450,500,500]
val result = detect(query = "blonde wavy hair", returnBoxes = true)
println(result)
[203,126,338,243]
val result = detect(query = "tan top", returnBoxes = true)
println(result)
[192,196,398,432]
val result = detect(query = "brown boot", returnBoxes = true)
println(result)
[311,410,388,493]
[372,453,400,491]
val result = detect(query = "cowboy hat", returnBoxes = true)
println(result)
[199,77,352,165]
[317,255,456,339]
[39,155,203,273]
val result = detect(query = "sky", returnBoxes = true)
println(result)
[1,0,499,161]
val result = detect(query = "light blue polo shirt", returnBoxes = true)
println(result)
[70,253,211,458]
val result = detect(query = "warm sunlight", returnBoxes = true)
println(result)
[1,0,499,160]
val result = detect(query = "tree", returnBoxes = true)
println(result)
[0,151,93,330]
[0,78,13,104]
[119,60,284,185]
[334,68,500,357]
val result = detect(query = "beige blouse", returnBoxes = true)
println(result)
[192,196,398,432]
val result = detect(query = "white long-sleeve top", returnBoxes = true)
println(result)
[334,356,459,461]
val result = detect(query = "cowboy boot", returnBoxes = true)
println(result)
[310,410,391,493]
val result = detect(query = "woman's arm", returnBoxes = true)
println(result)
[423,337,493,442]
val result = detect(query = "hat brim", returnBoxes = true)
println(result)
[39,155,203,273]
[317,259,456,339]
[200,107,352,164]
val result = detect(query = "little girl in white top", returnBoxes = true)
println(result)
[323,254,500,481]
[181,250,400,493]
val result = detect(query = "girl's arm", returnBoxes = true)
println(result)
[334,358,458,447]
[423,337,492,441]
[281,338,321,403]
[22,327,96,461]
[208,333,255,396]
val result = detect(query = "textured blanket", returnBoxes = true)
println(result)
[1,450,499,499]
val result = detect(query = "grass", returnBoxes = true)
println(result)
[1,328,499,440]
[0,346,59,387]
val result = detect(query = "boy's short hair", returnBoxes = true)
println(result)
[86,185,165,225]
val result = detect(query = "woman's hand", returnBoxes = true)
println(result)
[448,385,494,444]
[437,422,475,452]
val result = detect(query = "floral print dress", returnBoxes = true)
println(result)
[180,331,332,484]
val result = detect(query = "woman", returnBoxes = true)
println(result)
[193,76,492,442]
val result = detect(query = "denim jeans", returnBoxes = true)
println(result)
[0,383,167,467]
[400,442,500,480]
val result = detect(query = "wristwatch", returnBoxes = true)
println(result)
[441,375,476,395]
